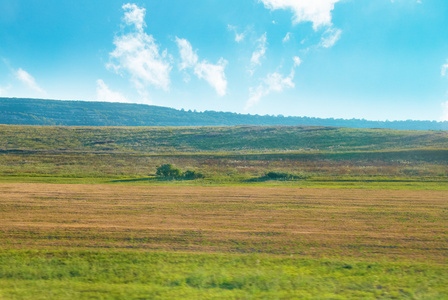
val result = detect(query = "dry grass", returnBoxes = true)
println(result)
[0,184,447,263]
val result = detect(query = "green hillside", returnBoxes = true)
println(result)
[1,125,447,154]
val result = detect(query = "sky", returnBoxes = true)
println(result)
[1,0,448,121]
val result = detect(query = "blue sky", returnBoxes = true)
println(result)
[1,0,448,121]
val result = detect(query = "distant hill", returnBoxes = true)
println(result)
[0,97,447,130]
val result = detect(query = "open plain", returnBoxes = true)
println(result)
[0,125,447,298]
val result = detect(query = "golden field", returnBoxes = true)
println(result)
[1,183,446,263]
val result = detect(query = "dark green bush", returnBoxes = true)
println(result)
[156,164,182,178]
[266,171,295,180]
[265,171,309,181]
[183,170,204,180]
[156,164,204,180]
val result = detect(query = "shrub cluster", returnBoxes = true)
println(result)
[156,164,204,180]
[265,171,309,181]
[266,171,295,180]
[183,170,205,180]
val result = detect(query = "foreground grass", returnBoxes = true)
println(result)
[1,184,447,298]
[0,250,447,299]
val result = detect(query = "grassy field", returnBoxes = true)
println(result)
[0,150,446,190]
[1,250,447,299]
[1,125,447,153]
[2,184,447,261]
[0,125,447,298]
[0,125,447,189]
[0,184,447,298]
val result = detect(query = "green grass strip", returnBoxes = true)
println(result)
[0,250,447,299]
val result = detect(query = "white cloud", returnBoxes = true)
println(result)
[282,32,291,43]
[194,59,228,97]
[392,0,423,3]
[441,60,448,121]
[96,79,129,103]
[260,0,341,30]
[235,33,245,43]
[175,37,228,96]
[441,60,448,77]
[250,33,268,73]
[442,101,448,121]
[293,56,302,67]
[175,37,198,71]
[108,3,171,93]
[246,56,302,109]
[442,60,448,121]
[122,3,146,32]
[320,27,342,48]
[227,25,245,43]
[0,84,11,96]
[15,68,45,93]
[246,70,295,109]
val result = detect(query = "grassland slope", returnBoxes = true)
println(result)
[0,125,446,187]
[0,125,447,154]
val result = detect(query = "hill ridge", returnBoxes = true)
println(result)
[0,97,447,130]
